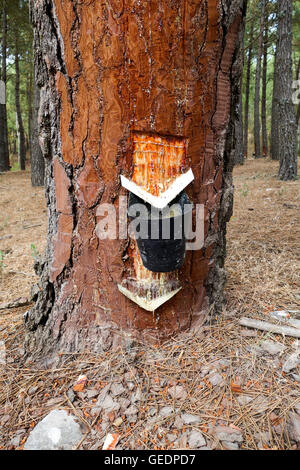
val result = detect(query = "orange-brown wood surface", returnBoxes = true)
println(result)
[44,0,244,346]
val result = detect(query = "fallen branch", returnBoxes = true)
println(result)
[0,234,12,240]
[239,317,300,338]
[0,297,31,310]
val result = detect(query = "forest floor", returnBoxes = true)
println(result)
[0,158,299,450]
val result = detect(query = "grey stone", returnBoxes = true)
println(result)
[188,431,206,448]
[125,405,138,416]
[111,383,125,397]
[98,394,120,413]
[66,389,76,403]
[208,373,225,387]
[174,415,184,429]
[166,433,177,443]
[181,413,201,425]
[131,388,143,403]
[9,435,22,448]
[260,340,286,356]
[24,410,83,450]
[283,353,300,373]
[96,384,110,406]
[86,388,99,399]
[90,406,101,417]
[148,407,157,417]
[28,386,39,396]
[222,440,239,450]
[237,395,254,406]
[159,406,174,418]
[288,412,300,442]
[168,385,187,400]
[119,397,131,411]
[213,426,243,443]
[127,382,135,391]
[252,395,269,414]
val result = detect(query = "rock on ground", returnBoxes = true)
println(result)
[213,425,243,443]
[188,430,206,448]
[288,412,300,442]
[24,410,83,450]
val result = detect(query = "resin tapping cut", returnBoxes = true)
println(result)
[119,133,194,312]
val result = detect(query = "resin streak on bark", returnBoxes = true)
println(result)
[26,0,245,355]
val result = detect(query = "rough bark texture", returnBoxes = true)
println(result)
[25,0,246,359]
[15,33,26,171]
[0,0,10,172]
[277,0,297,180]
[234,18,245,166]
[253,0,265,159]
[31,69,45,186]
[270,40,279,160]
[243,19,254,159]
[261,14,268,157]
[27,70,33,157]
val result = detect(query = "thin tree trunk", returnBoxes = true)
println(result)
[27,69,33,158]
[277,0,297,180]
[261,11,268,157]
[243,19,254,159]
[0,0,10,172]
[234,23,245,165]
[15,32,26,171]
[270,41,279,160]
[296,58,300,129]
[31,71,44,186]
[254,0,265,159]
[25,0,247,358]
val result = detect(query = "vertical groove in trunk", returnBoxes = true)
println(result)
[25,0,246,359]
[253,0,265,159]
[243,20,254,159]
[0,0,10,172]
[261,9,268,157]
[15,33,26,171]
[277,0,297,181]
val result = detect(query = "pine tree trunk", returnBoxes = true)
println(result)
[27,70,33,159]
[234,20,245,166]
[277,0,297,180]
[261,12,268,157]
[243,20,254,159]
[15,33,26,171]
[0,1,10,172]
[270,41,279,160]
[25,0,246,359]
[253,0,265,159]
[31,69,45,186]
[296,58,300,130]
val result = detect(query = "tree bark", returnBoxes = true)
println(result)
[234,19,245,166]
[27,69,33,158]
[270,40,279,160]
[296,58,300,130]
[277,0,297,180]
[15,32,26,171]
[0,0,10,172]
[243,19,254,159]
[261,10,268,157]
[25,0,246,359]
[31,68,45,186]
[253,0,265,159]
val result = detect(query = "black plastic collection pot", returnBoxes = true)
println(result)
[128,191,193,272]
